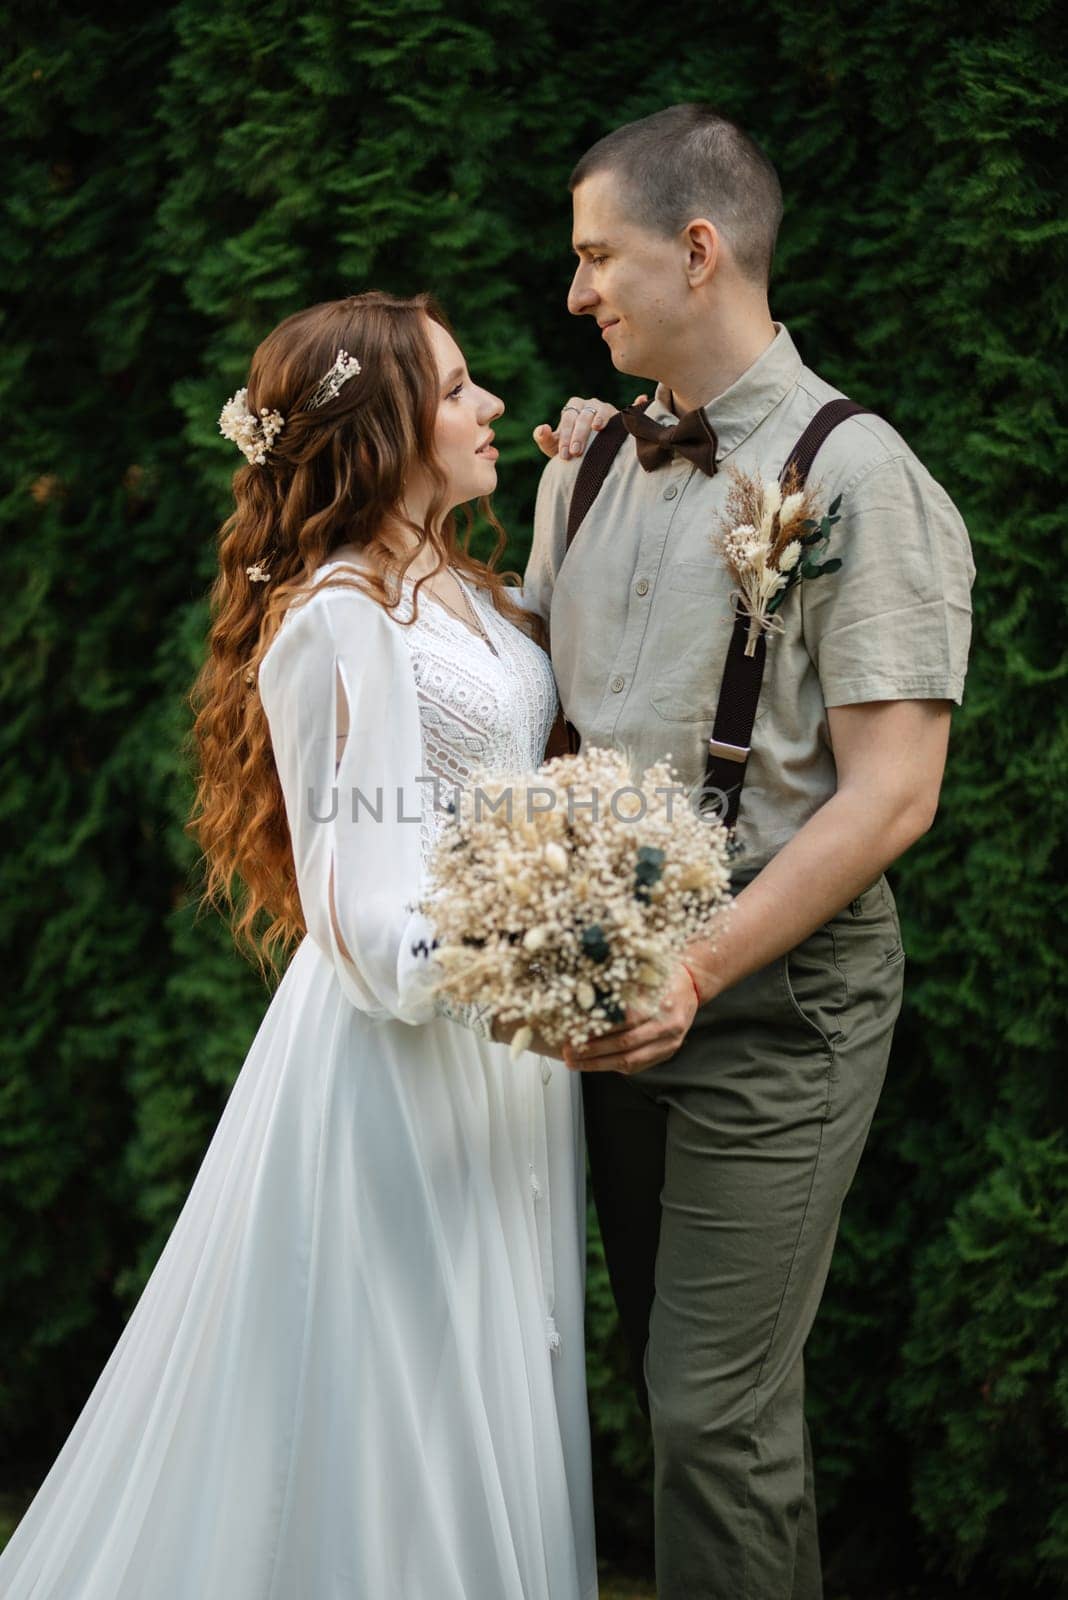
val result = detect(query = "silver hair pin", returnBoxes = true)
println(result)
[307,348,362,410]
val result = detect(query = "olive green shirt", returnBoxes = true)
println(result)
[523,323,976,872]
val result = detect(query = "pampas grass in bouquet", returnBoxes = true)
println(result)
[415,747,734,1056]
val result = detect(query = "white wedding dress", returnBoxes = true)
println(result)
[0,557,598,1600]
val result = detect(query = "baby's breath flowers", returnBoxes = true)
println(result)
[415,747,734,1055]
[716,465,843,655]
[217,347,362,467]
[218,388,286,466]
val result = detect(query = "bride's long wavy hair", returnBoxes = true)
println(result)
[185,289,541,984]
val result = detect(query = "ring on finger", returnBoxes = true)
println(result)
[562,405,581,415]
[580,403,598,413]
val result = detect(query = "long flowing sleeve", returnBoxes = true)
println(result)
[258,583,486,1031]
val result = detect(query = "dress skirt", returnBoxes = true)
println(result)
[0,935,597,1599]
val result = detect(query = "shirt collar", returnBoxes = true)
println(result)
[646,322,802,462]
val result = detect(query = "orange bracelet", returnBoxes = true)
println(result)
[680,961,702,1008]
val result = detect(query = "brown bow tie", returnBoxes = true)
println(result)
[620,403,719,476]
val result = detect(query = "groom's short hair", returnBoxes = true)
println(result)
[569,104,783,287]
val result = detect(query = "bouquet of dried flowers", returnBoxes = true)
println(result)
[414,746,733,1056]
[715,465,843,656]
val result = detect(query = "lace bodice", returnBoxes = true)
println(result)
[390,573,559,867]
[365,570,558,1044]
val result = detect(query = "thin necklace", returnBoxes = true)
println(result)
[425,572,500,657]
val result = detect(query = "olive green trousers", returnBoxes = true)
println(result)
[582,874,906,1599]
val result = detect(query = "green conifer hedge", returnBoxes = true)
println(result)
[3,0,1065,1589]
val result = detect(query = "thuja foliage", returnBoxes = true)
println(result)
[2,0,1065,1587]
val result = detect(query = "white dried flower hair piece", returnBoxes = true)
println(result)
[218,388,286,466]
[246,563,271,583]
[307,348,362,410]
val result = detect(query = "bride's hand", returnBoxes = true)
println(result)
[491,1015,565,1061]
[533,393,649,460]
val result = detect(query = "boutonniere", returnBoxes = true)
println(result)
[713,467,843,656]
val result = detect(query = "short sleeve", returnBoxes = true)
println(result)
[258,586,467,1028]
[801,452,976,707]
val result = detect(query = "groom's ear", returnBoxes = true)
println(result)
[685,218,720,287]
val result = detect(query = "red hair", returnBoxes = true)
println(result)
[185,289,541,982]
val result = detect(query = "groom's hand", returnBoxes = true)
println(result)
[534,393,648,460]
[563,965,699,1075]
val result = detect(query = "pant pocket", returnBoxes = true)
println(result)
[831,882,908,1038]
[847,875,905,966]
[780,922,848,1056]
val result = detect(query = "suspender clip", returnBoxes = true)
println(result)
[707,738,750,764]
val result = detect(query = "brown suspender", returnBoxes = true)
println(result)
[559,396,871,828]
[564,408,635,549]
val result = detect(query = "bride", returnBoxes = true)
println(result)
[0,290,619,1599]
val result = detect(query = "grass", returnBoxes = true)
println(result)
[599,1579,657,1600]
[591,1561,984,1600]
[0,1494,24,1555]
[595,1576,981,1600]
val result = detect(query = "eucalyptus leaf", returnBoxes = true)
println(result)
[634,846,665,902]
[636,845,666,868]
[596,990,626,1025]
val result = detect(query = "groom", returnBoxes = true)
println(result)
[523,104,975,1598]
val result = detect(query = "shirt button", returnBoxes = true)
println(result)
[610,675,625,693]
[663,485,678,501]
[635,578,650,596]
